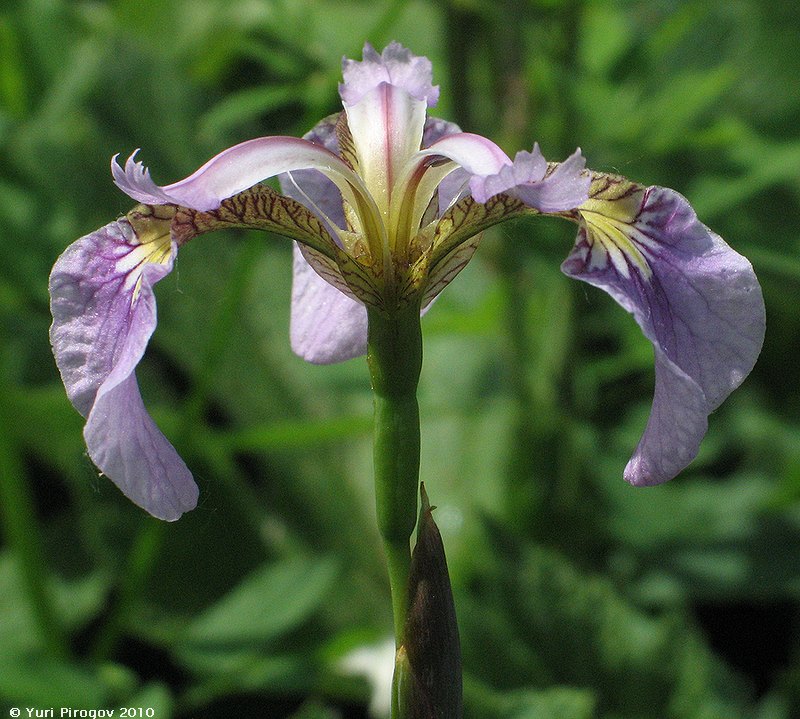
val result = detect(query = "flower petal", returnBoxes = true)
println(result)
[339,42,439,107]
[343,75,429,219]
[290,245,368,364]
[421,132,511,177]
[49,218,197,519]
[85,373,197,521]
[280,114,348,233]
[422,117,465,212]
[277,119,373,362]
[422,117,462,148]
[421,232,482,309]
[49,218,167,414]
[112,136,373,216]
[469,145,590,211]
[111,151,178,205]
[397,132,512,240]
[561,178,765,485]
[339,43,442,220]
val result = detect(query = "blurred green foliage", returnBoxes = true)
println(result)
[1,0,799,716]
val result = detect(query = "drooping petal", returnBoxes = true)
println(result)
[84,373,197,521]
[561,176,765,485]
[290,245,368,364]
[469,144,590,212]
[49,217,197,520]
[49,218,166,415]
[273,119,365,362]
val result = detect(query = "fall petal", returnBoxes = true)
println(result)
[49,217,197,519]
[85,373,197,521]
[562,181,765,485]
[290,245,368,364]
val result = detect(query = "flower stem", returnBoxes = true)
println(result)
[366,303,423,647]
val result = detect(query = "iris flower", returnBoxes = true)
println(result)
[49,43,765,521]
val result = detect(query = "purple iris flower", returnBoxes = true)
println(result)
[49,42,765,520]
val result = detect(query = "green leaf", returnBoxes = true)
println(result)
[179,556,339,651]
[464,678,596,719]
[460,529,752,718]
[0,18,28,117]
[0,653,109,708]
[199,85,299,139]
[0,554,111,707]
[578,3,633,77]
[124,683,175,719]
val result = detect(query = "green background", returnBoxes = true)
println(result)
[2,0,799,716]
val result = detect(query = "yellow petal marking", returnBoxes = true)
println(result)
[578,182,653,280]
[124,204,176,303]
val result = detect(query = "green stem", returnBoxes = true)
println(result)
[366,303,423,647]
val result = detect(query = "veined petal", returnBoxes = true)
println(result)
[290,245,368,364]
[470,145,590,212]
[420,232,482,309]
[114,136,387,263]
[425,194,526,278]
[562,177,765,485]
[50,217,171,415]
[49,217,197,520]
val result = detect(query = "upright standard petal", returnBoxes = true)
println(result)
[339,42,439,107]
[340,43,437,219]
[49,216,197,520]
[561,176,765,485]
